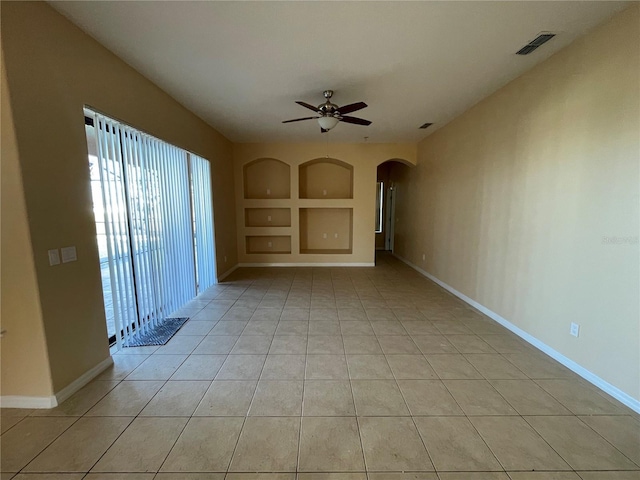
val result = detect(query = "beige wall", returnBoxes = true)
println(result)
[393,5,640,400]
[233,143,416,265]
[1,48,54,398]
[1,2,237,394]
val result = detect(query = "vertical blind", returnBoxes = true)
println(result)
[90,111,216,349]
[191,155,217,293]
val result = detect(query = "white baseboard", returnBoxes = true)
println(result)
[54,356,114,406]
[393,253,640,414]
[217,264,239,282]
[1,356,114,409]
[0,394,58,409]
[239,262,375,267]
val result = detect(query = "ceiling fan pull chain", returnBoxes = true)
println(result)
[325,128,330,158]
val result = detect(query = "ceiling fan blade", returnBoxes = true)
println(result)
[282,116,318,124]
[296,101,320,113]
[337,102,367,115]
[340,115,372,126]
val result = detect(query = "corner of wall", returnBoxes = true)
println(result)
[1,44,55,400]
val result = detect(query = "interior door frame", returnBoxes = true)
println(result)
[384,185,395,252]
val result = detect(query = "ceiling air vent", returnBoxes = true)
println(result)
[516,32,556,55]
[419,122,433,129]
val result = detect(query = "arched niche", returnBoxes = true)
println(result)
[299,158,353,199]
[243,158,291,199]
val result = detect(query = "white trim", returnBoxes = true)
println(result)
[238,262,375,267]
[217,264,239,282]
[54,356,114,405]
[0,395,58,409]
[393,253,640,414]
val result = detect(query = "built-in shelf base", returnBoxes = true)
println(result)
[245,208,291,227]
[246,235,291,254]
[300,249,352,255]
[300,208,353,254]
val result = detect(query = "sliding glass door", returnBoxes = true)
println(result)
[85,109,216,348]
[191,155,217,292]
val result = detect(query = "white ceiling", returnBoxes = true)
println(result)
[51,1,629,144]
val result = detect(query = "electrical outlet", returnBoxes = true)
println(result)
[322,189,327,196]
[570,322,580,337]
[422,253,426,261]
[224,256,227,263]
[267,215,272,222]
[267,241,273,248]
[266,188,271,195]
[61,246,77,263]
[322,233,327,239]
[334,233,338,238]
[48,249,60,266]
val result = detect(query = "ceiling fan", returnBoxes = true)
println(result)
[283,90,372,133]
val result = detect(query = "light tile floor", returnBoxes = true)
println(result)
[2,253,639,479]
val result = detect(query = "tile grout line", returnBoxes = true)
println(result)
[296,310,309,473]
[437,370,508,474]
[9,415,83,476]
[220,279,259,474]
[70,413,135,476]
[6,258,639,476]
[348,359,368,473]
[89,283,236,476]
[365,273,434,474]
[575,417,640,469]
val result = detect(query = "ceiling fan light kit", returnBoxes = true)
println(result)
[283,90,372,133]
[317,115,340,131]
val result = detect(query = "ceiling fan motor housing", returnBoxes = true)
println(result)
[320,90,339,116]
[319,103,339,116]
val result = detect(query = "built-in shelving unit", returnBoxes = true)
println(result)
[245,208,291,227]
[246,235,292,254]
[299,208,353,254]
[299,158,353,199]
[240,156,355,258]
[243,158,291,199]
[235,144,415,264]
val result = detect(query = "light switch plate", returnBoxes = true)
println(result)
[48,249,60,266]
[61,246,77,263]
[570,322,580,337]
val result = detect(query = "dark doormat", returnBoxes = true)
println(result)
[123,317,189,347]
